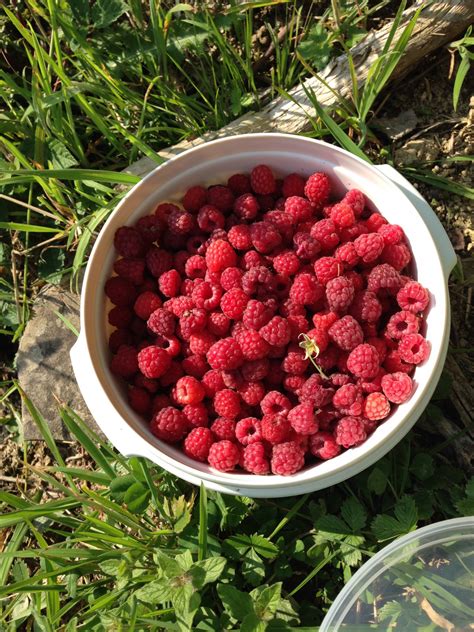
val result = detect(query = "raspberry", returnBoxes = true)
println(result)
[210,417,236,441]
[189,331,216,355]
[185,254,207,279]
[259,316,291,346]
[214,389,241,419]
[105,276,136,307]
[378,223,404,245]
[184,427,214,462]
[330,202,355,228]
[347,344,380,379]
[235,328,270,361]
[235,417,262,445]
[242,266,273,297]
[206,239,237,272]
[358,366,386,394]
[285,196,313,222]
[272,251,300,276]
[334,416,367,448]
[233,193,260,220]
[261,390,292,417]
[364,392,390,420]
[397,281,429,313]
[300,375,334,407]
[197,205,225,233]
[290,273,323,306]
[304,172,331,207]
[241,358,269,382]
[144,247,170,278]
[135,214,163,245]
[333,383,364,416]
[271,441,305,475]
[113,258,145,286]
[138,345,172,378]
[160,361,184,389]
[207,338,243,370]
[328,315,363,351]
[128,386,151,415]
[265,210,294,240]
[282,173,306,198]
[155,202,179,222]
[381,243,411,271]
[250,164,276,195]
[288,403,318,435]
[208,440,240,471]
[367,264,402,294]
[207,185,234,212]
[287,314,310,343]
[183,403,209,428]
[281,346,309,374]
[134,291,162,320]
[220,267,243,291]
[242,250,266,270]
[152,394,171,415]
[383,350,413,374]
[311,219,339,252]
[330,372,352,387]
[398,333,430,365]
[221,288,248,320]
[179,308,207,339]
[265,361,284,387]
[326,276,355,313]
[228,173,251,195]
[207,311,231,337]
[241,442,270,474]
[283,374,305,396]
[110,345,138,378]
[228,224,252,250]
[158,270,181,298]
[239,380,265,406]
[312,310,338,331]
[293,232,320,260]
[150,407,187,443]
[202,370,225,397]
[147,308,175,336]
[354,233,385,263]
[309,432,341,460]
[314,257,341,285]
[108,306,133,328]
[114,226,145,258]
[250,221,282,254]
[174,376,205,405]
[259,415,289,445]
[134,373,159,393]
[365,338,386,363]
[386,310,420,340]
[365,213,387,232]
[350,290,381,323]
[183,185,207,212]
[167,209,195,235]
[192,282,222,311]
[381,371,413,403]
[343,189,365,216]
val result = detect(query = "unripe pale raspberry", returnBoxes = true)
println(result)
[381,371,413,403]
[363,392,390,420]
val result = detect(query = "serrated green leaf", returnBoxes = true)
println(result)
[250,535,279,559]
[98,559,122,576]
[378,600,403,622]
[253,583,282,620]
[371,514,403,541]
[190,557,226,589]
[367,466,388,495]
[218,584,254,621]
[315,514,352,537]
[394,496,418,532]
[134,578,172,603]
[91,0,127,28]
[297,23,331,70]
[173,584,200,632]
[153,551,183,579]
[341,497,367,531]
[243,548,266,586]
[410,453,434,481]
[123,481,150,514]
[240,613,267,632]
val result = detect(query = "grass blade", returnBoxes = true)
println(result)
[198,483,208,561]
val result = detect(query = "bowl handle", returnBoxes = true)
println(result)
[377,164,457,280]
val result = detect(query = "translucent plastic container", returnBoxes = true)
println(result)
[321,516,474,631]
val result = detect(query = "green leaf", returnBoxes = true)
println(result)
[378,600,403,622]
[109,474,137,503]
[453,55,470,111]
[249,535,279,559]
[91,0,127,28]
[394,495,418,531]
[341,497,367,531]
[371,514,404,541]
[173,584,200,632]
[190,557,226,589]
[162,495,193,533]
[38,249,66,285]
[367,466,388,495]
[198,483,208,561]
[410,453,434,481]
[240,613,267,632]
[372,496,418,541]
[48,140,78,169]
[315,514,352,537]
[252,583,282,620]
[217,584,254,621]
[297,23,331,70]
[123,481,151,514]
[242,548,266,586]
[154,550,183,579]
[134,579,172,603]
[69,0,90,25]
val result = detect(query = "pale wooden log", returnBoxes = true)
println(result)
[125,0,474,179]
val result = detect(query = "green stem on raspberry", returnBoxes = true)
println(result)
[298,333,329,380]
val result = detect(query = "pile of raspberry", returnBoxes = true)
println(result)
[105,165,431,476]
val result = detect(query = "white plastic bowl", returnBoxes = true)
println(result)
[71,134,456,498]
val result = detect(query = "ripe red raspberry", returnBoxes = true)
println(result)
[397,281,429,313]
[207,311,231,337]
[183,403,209,428]
[135,214,163,245]
[167,209,195,236]
[350,290,382,323]
[242,250,266,270]
[220,267,243,291]
[241,358,269,382]
[154,334,180,358]
[347,344,380,379]
[386,310,420,340]
[282,374,305,396]
[174,376,205,405]
[113,258,145,286]
[184,427,214,462]
[287,314,310,343]
[105,276,136,307]
[288,403,318,435]
[154,202,179,222]
[381,243,411,271]
[330,202,355,228]
[250,221,282,254]
[239,380,265,406]
[272,251,300,277]
[108,306,133,328]
[328,316,363,351]
[378,223,404,245]
[312,310,338,332]
[214,389,241,419]
[158,269,181,298]
[206,239,237,273]
[134,291,162,319]
[282,173,306,198]
[311,219,339,252]
[309,432,341,460]
[343,189,365,216]
[110,345,138,378]
[285,196,313,222]
[192,282,222,311]
[151,406,188,443]
[265,209,294,240]
[364,392,390,421]
[189,331,216,355]
[326,276,355,313]
[182,185,207,212]
[220,288,248,320]
[398,333,430,365]
[197,205,225,233]
[300,375,334,407]
[303,326,329,354]
[260,415,290,445]
[333,383,364,416]
[354,233,385,263]
[179,308,207,339]
[259,316,291,346]
[208,440,240,471]
[152,394,171,415]
[281,346,309,375]
[250,164,276,195]
[334,242,359,269]
[290,273,323,306]
[358,366,386,395]
[109,329,133,353]
[228,173,251,195]
[233,193,260,220]
[293,232,320,260]
[271,441,305,475]
[235,328,270,361]
[207,185,234,212]
[114,226,145,258]
[145,247,172,278]
[304,172,330,207]
[207,338,243,370]
[147,308,175,336]
[364,213,387,232]
[128,386,151,415]
[381,371,413,403]
[202,369,225,397]
[314,257,341,285]
[235,417,262,445]
[367,264,402,294]
[383,350,413,374]
[228,224,252,250]
[134,373,159,393]
[138,345,172,378]
[241,442,270,474]
[261,390,292,417]
[334,416,367,448]
[210,417,235,441]
[242,266,273,297]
